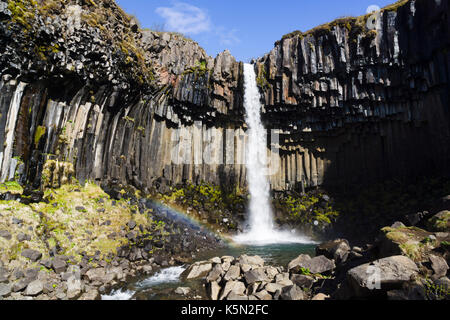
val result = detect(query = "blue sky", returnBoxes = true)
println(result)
[116,0,396,62]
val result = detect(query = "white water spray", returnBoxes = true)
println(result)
[233,64,312,245]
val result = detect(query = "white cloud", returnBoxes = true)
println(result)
[155,2,211,35]
[216,27,241,46]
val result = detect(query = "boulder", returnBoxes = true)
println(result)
[291,274,315,289]
[219,281,246,300]
[52,258,67,274]
[183,262,213,280]
[378,226,434,261]
[427,211,450,232]
[21,249,42,262]
[289,255,335,274]
[288,254,312,272]
[347,255,419,298]
[316,239,351,264]
[254,290,272,300]
[79,289,100,300]
[206,264,224,283]
[239,255,264,267]
[244,268,269,284]
[429,255,449,280]
[265,266,279,279]
[209,257,221,264]
[208,281,221,300]
[280,285,304,300]
[0,230,12,240]
[85,268,106,282]
[0,283,11,297]
[223,265,240,281]
[174,287,191,295]
[66,276,83,299]
[226,292,249,300]
[265,283,285,294]
[312,293,330,300]
[25,280,44,296]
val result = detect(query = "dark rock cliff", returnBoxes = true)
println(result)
[256,0,449,190]
[0,0,245,194]
[0,0,448,196]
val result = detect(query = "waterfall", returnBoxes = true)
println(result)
[233,64,310,245]
[0,82,27,183]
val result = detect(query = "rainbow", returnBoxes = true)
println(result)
[147,199,242,248]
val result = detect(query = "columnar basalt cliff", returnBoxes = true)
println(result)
[0,0,448,197]
[0,0,246,194]
[256,0,449,191]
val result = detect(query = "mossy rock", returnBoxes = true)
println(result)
[380,226,435,262]
[427,211,450,232]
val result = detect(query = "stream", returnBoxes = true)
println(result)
[101,242,315,300]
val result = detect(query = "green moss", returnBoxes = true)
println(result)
[7,0,37,31]
[0,181,23,194]
[256,65,269,90]
[34,125,46,147]
[183,59,209,78]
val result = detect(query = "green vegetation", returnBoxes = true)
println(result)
[256,65,269,90]
[160,182,245,231]
[183,60,209,78]
[280,0,411,42]
[34,125,46,147]
[0,181,23,194]
[274,191,339,227]
[7,0,36,31]
[424,278,450,300]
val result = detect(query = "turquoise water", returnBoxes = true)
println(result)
[102,242,315,300]
[196,242,316,267]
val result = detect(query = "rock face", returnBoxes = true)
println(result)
[347,255,419,297]
[0,0,447,196]
[256,0,450,190]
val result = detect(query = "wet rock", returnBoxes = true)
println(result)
[21,249,42,262]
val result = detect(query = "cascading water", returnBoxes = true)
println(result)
[233,64,311,245]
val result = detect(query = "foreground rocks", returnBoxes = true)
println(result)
[181,217,449,301]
